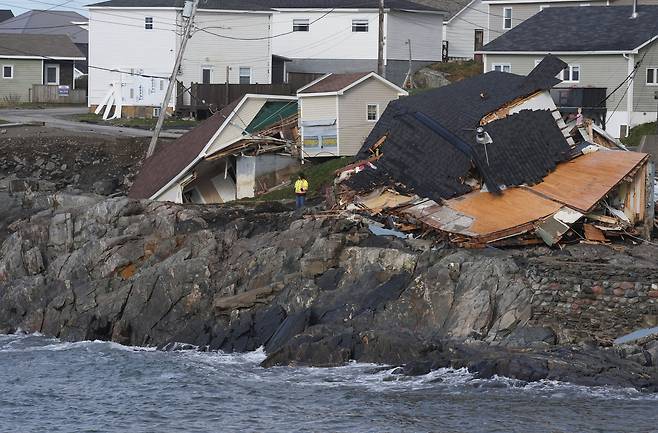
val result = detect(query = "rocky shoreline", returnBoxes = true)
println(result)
[0,190,657,391]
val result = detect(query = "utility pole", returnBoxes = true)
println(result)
[147,0,199,158]
[377,0,385,77]
[404,39,414,89]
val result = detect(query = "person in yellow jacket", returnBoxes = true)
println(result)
[294,173,309,209]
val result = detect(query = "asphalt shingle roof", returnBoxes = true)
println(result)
[408,0,472,19]
[0,33,84,58]
[89,0,443,12]
[129,99,241,200]
[299,72,371,94]
[482,5,658,52]
[345,56,571,201]
[0,10,88,44]
[0,10,13,23]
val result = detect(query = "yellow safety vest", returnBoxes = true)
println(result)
[294,179,308,194]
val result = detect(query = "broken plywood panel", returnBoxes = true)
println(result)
[527,151,649,213]
[535,207,583,246]
[356,189,415,212]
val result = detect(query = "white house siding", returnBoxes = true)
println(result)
[88,8,177,108]
[300,95,338,157]
[206,97,268,155]
[338,79,402,156]
[444,0,489,59]
[270,10,379,61]
[487,1,605,35]
[181,11,271,86]
[386,11,443,61]
[155,183,183,202]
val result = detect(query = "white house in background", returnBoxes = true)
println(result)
[87,0,273,117]
[297,72,408,157]
[237,0,445,86]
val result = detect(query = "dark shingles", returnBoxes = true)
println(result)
[409,0,473,19]
[0,10,13,23]
[88,0,444,12]
[129,99,241,199]
[347,57,571,201]
[0,11,88,44]
[0,33,84,58]
[482,6,658,52]
[299,72,371,94]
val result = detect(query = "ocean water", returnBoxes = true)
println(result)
[1,333,657,433]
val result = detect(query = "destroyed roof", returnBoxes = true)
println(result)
[0,10,88,44]
[346,56,570,201]
[129,100,241,200]
[482,6,658,52]
[89,0,443,12]
[0,33,85,58]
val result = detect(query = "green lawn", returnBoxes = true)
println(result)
[255,157,352,201]
[73,113,199,129]
[622,121,658,148]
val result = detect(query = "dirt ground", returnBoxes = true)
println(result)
[0,125,157,194]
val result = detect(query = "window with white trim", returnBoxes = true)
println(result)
[202,67,212,84]
[352,19,369,32]
[492,63,511,73]
[2,65,13,79]
[367,104,379,121]
[239,67,251,84]
[503,8,513,29]
[647,67,658,85]
[561,64,580,82]
[292,19,309,32]
[145,17,153,30]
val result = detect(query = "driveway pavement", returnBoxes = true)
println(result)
[0,106,181,138]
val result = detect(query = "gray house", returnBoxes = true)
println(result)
[481,5,658,138]
[0,34,85,103]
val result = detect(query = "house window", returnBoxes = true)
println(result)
[303,136,320,147]
[239,67,251,84]
[145,17,153,30]
[492,63,511,73]
[503,8,513,29]
[160,80,165,91]
[153,107,161,117]
[45,64,59,85]
[647,67,658,85]
[293,19,309,32]
[352,19,369,32]
[2,65,13,79]
[367,104,379,121]
[202,67,212,84]
[561,64,580,82]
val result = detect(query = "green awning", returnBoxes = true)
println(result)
[245,101,298,133]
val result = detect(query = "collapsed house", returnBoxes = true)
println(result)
[129,94,299,203]
[336,55,655,247]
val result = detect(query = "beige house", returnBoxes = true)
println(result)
[297,72,408,157]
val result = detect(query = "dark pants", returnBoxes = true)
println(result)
[296,194,306,209]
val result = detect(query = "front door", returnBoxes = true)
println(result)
[45,64,60,85]
[474,30,484,63]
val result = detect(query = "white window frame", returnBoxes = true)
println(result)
[2,64,13,79]
[492,63,511,73]
[201,66,213,84]
[145,17,153,30]
[352,19,369,32]
[153,107,161,117]
[366,103,379,122]
[239,67,252,84]
[503,7,513,29]
[561,64,581,83]
[292,19,309,32]
[45,64,60,85]
[647,67,658,86]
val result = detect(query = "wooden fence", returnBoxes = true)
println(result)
[181,83,294,109]
[31,85,86,104]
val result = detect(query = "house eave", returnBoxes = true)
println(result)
[479,50,633,55]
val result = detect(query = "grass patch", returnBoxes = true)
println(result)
[255,157,352,201]
[73,113,199,130]
[429,60,484,83]
[1,102,87,109]
[622,121,657,148]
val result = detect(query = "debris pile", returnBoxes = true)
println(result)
[334,56,655,248]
